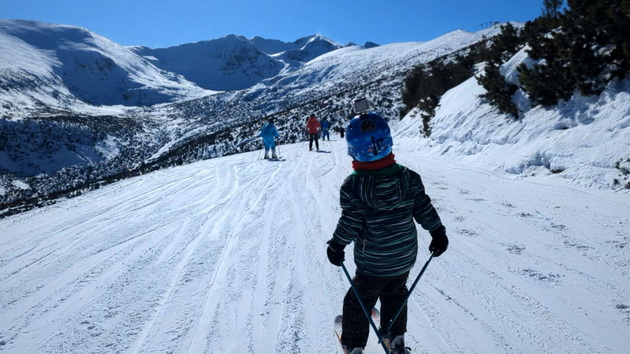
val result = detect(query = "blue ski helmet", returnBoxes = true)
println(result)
[346,112,393,162]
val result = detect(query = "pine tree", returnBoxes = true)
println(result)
[491,23,523,63]
[518,0,630,106]
[542,0,563,19]
[561,0,630,91]
[475,23,525,117]
[518,59,573,106]
[477,62,519,118]
[400,55,476,124]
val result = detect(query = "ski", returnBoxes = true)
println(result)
[261,156,285,161]
[372,307,381,324]
[334,315,344,353]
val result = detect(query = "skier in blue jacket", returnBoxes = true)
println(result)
[259,118,279,159]
[320,118,331,141]
[326,112,449,354]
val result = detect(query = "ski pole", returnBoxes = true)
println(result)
[341,262,391,354]
[384,252,434,334]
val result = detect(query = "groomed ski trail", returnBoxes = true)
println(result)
[0,135,628,353]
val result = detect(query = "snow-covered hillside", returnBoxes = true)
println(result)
[131,35,285,91]
[398,51,630,191]
[0,20,209,114]
[132,34,343,91]
[274,34,343,66]
[0,131,628,353]
[1,18,628,222]
[1,20,508,211]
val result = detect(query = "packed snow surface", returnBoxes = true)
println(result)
[1,128,628,353]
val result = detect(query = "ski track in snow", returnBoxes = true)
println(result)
[0,136,629,354]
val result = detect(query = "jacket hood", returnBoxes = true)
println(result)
[356,168,409,211]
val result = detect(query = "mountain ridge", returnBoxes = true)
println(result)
[130,33,344,91]
[0,19,207,109]
[2,18,626,218]
[1,19,504,214]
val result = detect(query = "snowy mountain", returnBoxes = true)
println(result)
[363,41,380,49]
[130,34,343,91]
[0,20,208,113]
[274,34,343,64]
[1,20,506,214]
[133,36,272,91]
[249,36,301,54]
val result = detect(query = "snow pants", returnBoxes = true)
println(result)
[309,133,319,150]
[341,271,409,349]
[262,137,277,158]
[262,137,276,151]
[322,129,330,141]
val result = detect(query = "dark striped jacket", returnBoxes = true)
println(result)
[332,164,442,276]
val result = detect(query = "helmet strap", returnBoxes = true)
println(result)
[371,136,387,155]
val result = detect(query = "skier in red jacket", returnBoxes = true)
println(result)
[306,114,321,151]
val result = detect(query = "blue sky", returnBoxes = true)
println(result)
[1,0,543,48]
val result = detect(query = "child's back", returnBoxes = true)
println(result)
[326,111,449,353]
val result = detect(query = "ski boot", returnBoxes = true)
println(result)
[342,346,364,354]
[389,335,411,354]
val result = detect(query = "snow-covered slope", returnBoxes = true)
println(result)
[0,135,628,353]
[131,34,343,91]
[275,34,343,65]
[397,48,630,190]
[0,20,208,113]
[181,26,504,126]
[249,36,300,54]
[130,35,284,91]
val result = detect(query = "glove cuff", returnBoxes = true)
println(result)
[430,225,446,238]
[327,240,345,252]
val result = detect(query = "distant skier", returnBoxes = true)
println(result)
[259,118,279,159]
[326,112,449,354]
[320,117,331,141]
[338,126,345,138]
[305,113,321,151]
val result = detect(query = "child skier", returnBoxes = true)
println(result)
[259,118,279,159]
[326,112,449,354]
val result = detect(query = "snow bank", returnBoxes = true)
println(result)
[396,72,630,190]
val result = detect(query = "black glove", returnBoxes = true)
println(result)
[326,240,345,266]
[429,225,449,257]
